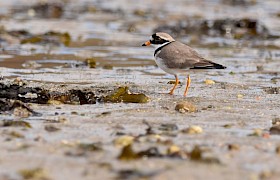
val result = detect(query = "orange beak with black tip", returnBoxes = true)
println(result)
[142,40,151,46]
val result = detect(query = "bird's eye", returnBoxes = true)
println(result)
[155,36,161,40]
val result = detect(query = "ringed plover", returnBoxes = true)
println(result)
[142,32,226,96]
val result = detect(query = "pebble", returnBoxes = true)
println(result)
[175,101,197,113]
[182,125,203,134]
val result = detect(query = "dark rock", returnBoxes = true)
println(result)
[264,87,280,94]
[0,99,42,116]
[154,18,278,40]
[270,125,280,135]
[0,82,96,105]
[158,123,178,131]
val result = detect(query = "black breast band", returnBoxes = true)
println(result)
[154,41,173,57]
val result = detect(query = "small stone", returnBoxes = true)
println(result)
[44,116,67,123]
[207,105,214,108]
[262,133,270,138]
[175,101,197,113]
[205,79,215,85]
[158,123,178,131]
[256,65,264,71]
[223,124,233,128]
[182,125,203,134]
[133,9,146,17]
[44,125,61,132]
[114,136,134,147]
[228,144,240,151]
[71,111,78,115]
[259,170,272,179]
[27,9,35,17]
[248,128,263,136]
[167,145,181,154]
[47,99,63,105]
[237,94,244,99]
[276,146,280,155]
[13,77,25,86]
[78,143,102,152]
[13,107,32,118]
[18,92,38,99]
[272,118,280,125]
[22,61,42,69]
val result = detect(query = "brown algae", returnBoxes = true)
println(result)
[104,86,150,103]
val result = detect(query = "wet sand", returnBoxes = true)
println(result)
[0,0,280,179]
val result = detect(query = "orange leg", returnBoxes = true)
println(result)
[184,75,191,97]
[169,75,179,95]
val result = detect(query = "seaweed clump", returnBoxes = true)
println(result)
[104,86,150,103]
[0,120,32,128]
[0,82,150,106]
[0,82,96,105]
[21,31,71,46]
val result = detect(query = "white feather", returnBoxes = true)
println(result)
[151,42,171,50]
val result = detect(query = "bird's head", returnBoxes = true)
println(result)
[142,32,175,49]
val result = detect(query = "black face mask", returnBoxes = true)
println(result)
[150,34,169,44]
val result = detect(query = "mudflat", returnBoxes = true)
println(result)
[0,0,279,179]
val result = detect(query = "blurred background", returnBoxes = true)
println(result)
[0,0,279,78]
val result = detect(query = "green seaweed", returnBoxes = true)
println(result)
[189,145,202,161]
[44,31,71,46]
[20,31,71,46]
[189,145,220,164]
[118,144,162,161]
[85,58,96,68]
[0,120,32,128]
[18,167,49,180]
[104,86,149,103]
[6,131,25,138]
[103,64,113,69]
[21,36,43,44]
[118,144,139,161]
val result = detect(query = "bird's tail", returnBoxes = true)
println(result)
[191,61,226,69]
[210,62,226,69]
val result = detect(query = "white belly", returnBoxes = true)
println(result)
[154,56,187,75]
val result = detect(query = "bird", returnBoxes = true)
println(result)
[142,32,226,96]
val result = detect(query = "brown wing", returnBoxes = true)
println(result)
[157,41,226,69]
